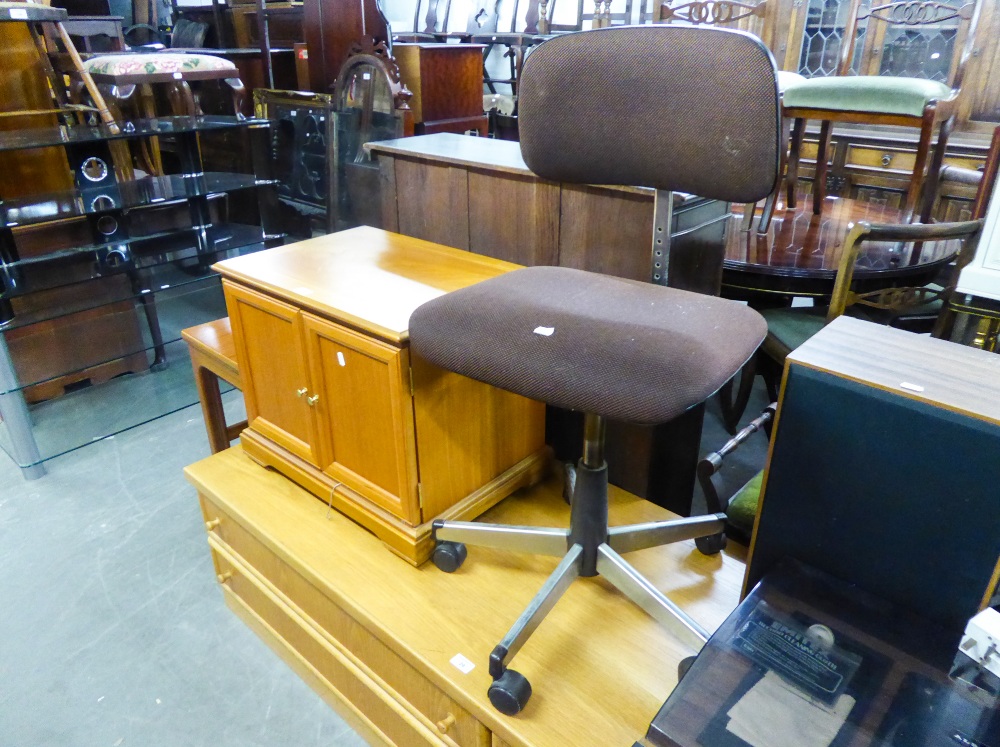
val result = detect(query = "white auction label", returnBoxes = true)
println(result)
[450,654,475,674]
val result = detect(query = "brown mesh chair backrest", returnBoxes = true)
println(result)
[518,25,780,204]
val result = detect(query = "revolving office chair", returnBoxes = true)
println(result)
[408,25,780,716]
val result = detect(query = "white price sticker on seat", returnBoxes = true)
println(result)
[450,653,475,674]
[533,326,554,336]
[10,7,28,18]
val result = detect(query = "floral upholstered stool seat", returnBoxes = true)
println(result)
[82,52,246,118]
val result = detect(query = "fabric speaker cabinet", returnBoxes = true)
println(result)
[744,317,1000,637]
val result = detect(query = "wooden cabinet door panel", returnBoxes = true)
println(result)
[224,282,320,466]
[302,313,419,523]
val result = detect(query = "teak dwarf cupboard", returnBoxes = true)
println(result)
[216,227,548,564]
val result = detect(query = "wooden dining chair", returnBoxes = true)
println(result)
[695,402,775,553]
[718,126,1000,434]
[782,0,983,222]
[758,217,982,387]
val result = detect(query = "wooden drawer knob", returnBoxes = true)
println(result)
[217,571,233,584]
[436,713,456,733]
[205,518,221,530]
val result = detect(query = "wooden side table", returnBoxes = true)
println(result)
[182,317,246,454]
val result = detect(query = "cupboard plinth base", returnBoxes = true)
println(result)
[240,427,552,566]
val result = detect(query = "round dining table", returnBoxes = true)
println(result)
[721,194,963,302]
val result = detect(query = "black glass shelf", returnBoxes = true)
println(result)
[0,338,241,467]
[2,266,220,334]
[1,279,234,394]
[0,116,265,153]
[0,222,272,307]
[0,172,277,230]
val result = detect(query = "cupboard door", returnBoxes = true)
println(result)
[302,313,420,523]
[224,282,321,466]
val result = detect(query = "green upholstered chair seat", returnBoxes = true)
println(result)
[83,53,236,80]
[726,470,764,541]
[759,306,826,358]
[781,76,952,118]
[776,70,805,93]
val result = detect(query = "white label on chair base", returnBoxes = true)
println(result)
[9,7,27,18]
[450,653,475,674]
[900,381,925,393]
[533,326,555,336]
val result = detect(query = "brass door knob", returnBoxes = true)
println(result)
[205,518,221,530]
[436,713,456,733]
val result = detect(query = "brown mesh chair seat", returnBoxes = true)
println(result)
[411,266,766,425]
[413,24,780,717]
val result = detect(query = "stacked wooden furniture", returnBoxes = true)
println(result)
[393,43,488,136]
[213,225,549,564]
[186,445,747,747]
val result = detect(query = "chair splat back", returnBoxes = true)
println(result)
[517,26,781,204]
[838,0,981,86]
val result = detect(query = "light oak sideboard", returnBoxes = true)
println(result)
[185,446,747,747]
[213,226,548,564]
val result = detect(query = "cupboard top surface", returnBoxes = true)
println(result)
[788,316,1000,424]
[367,133,533,176]
[213,226,521,344]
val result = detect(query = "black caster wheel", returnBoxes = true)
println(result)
[431,541,467,573]
[677,655,698,681]
[488,669,532,715]
[695,532,727,555]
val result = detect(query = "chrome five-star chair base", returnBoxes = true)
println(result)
[432,413,727,716]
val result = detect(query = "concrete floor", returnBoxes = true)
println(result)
[0,390,367,747]
[0,374,769,747]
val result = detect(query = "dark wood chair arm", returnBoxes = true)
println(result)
[853,217,983,243]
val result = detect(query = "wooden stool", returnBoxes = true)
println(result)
[182,317,247,453]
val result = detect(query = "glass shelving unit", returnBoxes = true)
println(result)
[0,115,282,478]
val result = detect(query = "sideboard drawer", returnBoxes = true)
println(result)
[211,543,487,747]
[200,492,488,747]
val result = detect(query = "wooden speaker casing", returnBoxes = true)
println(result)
[745,317,1000,636]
